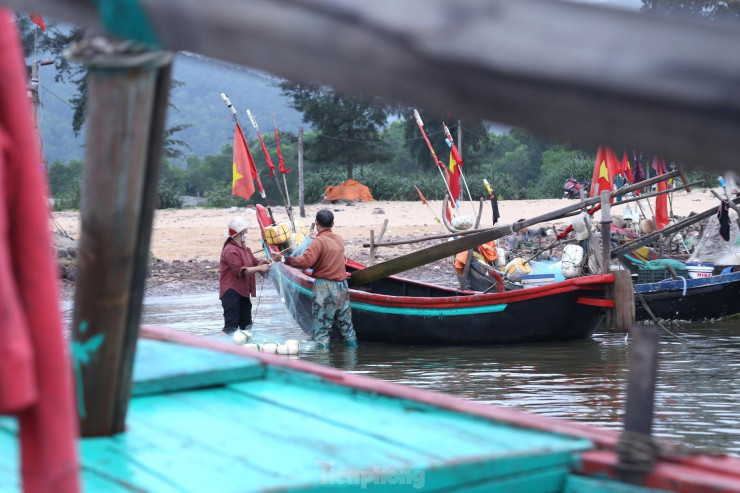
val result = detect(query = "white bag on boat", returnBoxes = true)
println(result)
[452,215,474,230]
[494,247,506,267]
[504,258,531,282]
[561,245,584,279]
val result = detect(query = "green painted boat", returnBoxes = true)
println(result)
[3,326,740,492]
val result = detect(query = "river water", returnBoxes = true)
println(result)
[136,277,740,456]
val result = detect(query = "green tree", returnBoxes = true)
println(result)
[401,109,489,173]
[280,82,391,180]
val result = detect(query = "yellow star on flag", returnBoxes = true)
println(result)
[232,161,243,188]
[599,160,609,180]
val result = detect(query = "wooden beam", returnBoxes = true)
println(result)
[8,0,740,173]
[69,39,173,437]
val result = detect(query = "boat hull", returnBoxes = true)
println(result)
[258,206,612,345]
[634,271,740,321]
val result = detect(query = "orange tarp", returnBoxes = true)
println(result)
[324,179,374,202]
[454,241,498,274]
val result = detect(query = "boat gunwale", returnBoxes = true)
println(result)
[256,205,614,308]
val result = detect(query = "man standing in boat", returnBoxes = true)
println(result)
[271,209,358,349]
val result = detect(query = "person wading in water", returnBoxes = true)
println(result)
[271,209,358,349]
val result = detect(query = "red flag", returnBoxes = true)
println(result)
[275,128,290,174]
[589,146,620,201]
[232,123,255,200]
[653,156,669,230]
[621,151,634,184]
[447,142,462,203]
[413,185,428,205]
[29,13,45,31]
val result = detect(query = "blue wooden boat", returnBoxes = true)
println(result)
[4,325,740,492]
[635,270,740,321]
[257,206,615,345]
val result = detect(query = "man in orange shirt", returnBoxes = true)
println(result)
[271,210,357,348]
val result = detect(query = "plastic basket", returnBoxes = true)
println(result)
[636,269,688,284]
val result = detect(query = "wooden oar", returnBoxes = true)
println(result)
[348,169,684,287]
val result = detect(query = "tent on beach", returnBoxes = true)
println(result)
[323,179,374,203]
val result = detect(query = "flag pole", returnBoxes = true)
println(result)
[220,93,276,224]
[413,185,442,224]
[413,109,457,218]
[246,109,294,228]
[272,111,295,228]
[443,122,476,216]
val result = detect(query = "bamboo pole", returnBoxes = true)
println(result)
[298,126,305,218]
[69,38,173,436]
[361,178,699,249]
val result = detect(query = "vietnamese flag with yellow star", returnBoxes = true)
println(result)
[232,122,255,200]
[589,146,620,201]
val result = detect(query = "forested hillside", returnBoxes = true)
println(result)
[37,52,304,165]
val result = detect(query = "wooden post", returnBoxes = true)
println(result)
[368,229,375,266]
[617,325,660,485]
[298,126,305,218]
[367,219,388,266]
[600,190,611,274]
[460,198,485,290]
[69,39,173,436]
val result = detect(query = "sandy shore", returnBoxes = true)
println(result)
[52,187,722,296]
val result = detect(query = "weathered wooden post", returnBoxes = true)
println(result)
[460,198,485,289]
[298,126,305,218]
[600,191,612,274]
[617,325,660,485]
[68,38,173,436]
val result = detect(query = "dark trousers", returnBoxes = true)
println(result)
[220,289,252,333]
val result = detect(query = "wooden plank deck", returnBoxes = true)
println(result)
[1,338,600,492]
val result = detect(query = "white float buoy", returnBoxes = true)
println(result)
[232,329,253,345]
[261,342,278,353]
[276,344,289,355]
[285,339,300,355]
[243,343,260,351]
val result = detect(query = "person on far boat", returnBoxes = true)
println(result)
[271,209,358,349]
[220,217,271,336]
[508,220,550,253]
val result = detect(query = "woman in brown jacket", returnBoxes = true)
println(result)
[219,217,270,335]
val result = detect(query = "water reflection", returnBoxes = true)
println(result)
[99,277,740,455]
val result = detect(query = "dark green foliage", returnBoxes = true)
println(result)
[204,182,249,208]
[53,188,81,211]
[157,184,184,209]
[280,82,391,179]
[401,108,490,173]
[47,159,82,196]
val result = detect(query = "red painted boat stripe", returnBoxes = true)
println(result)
[577,450,740,492]
[576,297,614,307]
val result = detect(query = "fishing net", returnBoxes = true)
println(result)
[688,212,740,265]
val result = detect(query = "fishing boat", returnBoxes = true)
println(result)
[257,205,614,345]
[6,325,740,492]
[634,269,740,322]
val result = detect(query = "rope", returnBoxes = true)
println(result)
[615,430,660,475]
[635,290,687,341]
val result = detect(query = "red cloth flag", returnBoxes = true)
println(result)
[275,128,290,174]
[447,139,462,203]
[232,122,255,200]
[29,13,45,30]
[0,10,79,490]
[653,156,669,230]
[589,146,620,200]
[413,185,428,205]
[621,151,634,184]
